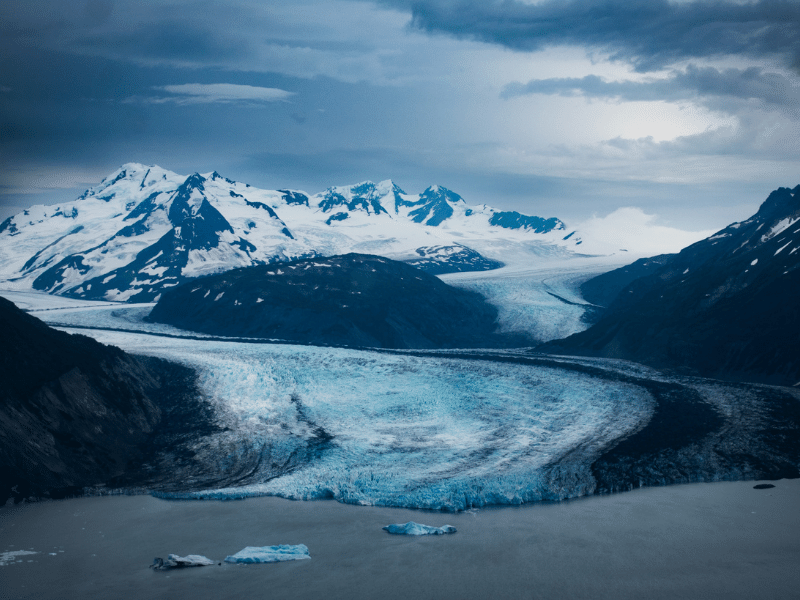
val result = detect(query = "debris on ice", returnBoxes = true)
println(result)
[382,522,457,535]
[150,554,216,570]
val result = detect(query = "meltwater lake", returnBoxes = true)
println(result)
[2,480,799,600]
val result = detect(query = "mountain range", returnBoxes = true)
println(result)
[0,164,575,303]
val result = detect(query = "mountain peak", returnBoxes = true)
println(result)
[755,185,800,221]
[421,185,463,203]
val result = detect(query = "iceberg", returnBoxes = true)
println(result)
[150,554,215,570]
[0,550,39,566]
[383,522,457,535]
[224,544,311,564]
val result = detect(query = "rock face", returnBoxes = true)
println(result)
[579,253,674,308]
[404,244,504,275]
[0,296,199,502]
[148,253,514,349]
[543,185,800,386]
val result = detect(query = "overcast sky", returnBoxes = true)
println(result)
[1,0,799,229]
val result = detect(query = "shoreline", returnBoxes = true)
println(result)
[2,478,799,599]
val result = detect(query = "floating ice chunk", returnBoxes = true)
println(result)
[382,522,457,535]
[751,259,758,266]
[1,550,38,566]
[150,554,215,570]
[224,545,311,564]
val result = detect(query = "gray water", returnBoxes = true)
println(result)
[2,479,799,599]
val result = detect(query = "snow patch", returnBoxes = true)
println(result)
[775,241,792,255]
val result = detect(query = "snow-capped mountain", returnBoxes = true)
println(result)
[0,163,574,302]
[542,185,800,385]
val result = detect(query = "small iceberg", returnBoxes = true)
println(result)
[150,554,215,570]
[382,522,457,535]
[1,550,39,566]
[224,544,311,564]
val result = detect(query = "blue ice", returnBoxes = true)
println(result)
[224,545,311,564]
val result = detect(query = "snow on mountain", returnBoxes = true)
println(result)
[0,164,581,302]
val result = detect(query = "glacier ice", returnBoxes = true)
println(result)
[47,316,654,510]
[150,554,215,570]
[224,545,310,564]
[383,522,456,535]
[13,291,796,512]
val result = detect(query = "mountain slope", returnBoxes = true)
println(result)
[147,253,518,348]
[0,295,201,501]
[541,185,800,385]
[0,164,574,302]
[579,253,674,308]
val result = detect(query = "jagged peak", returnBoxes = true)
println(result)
[181,172,207,189]
[420,185,464,203]
[203,170,237,185]
[755,185,800,221]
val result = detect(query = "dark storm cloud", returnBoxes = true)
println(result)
[385,0,800,72]
[75,21,250,64]
[503,66,800,113]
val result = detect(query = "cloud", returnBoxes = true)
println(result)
[387,0,800,72]
[502,65,800,117]
[574,207,716,256]
[133,83,295,105]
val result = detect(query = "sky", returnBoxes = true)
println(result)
[1,0,799,231]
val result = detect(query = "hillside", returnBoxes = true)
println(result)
[147,253,519,348]
[541,185,800,386]
[0,296,175,501]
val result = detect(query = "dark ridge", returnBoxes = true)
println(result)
[405,246,504,275]
[0,296,201,503]
[579,253,674,308]
[148,253,524,349]
[489,211,564,233]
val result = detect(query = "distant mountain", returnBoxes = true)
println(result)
[0,295,199,502]
[0,164,572,302]
[541,185,800,386]
[148,253,522,348]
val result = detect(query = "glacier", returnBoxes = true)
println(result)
[3,286,798,511]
